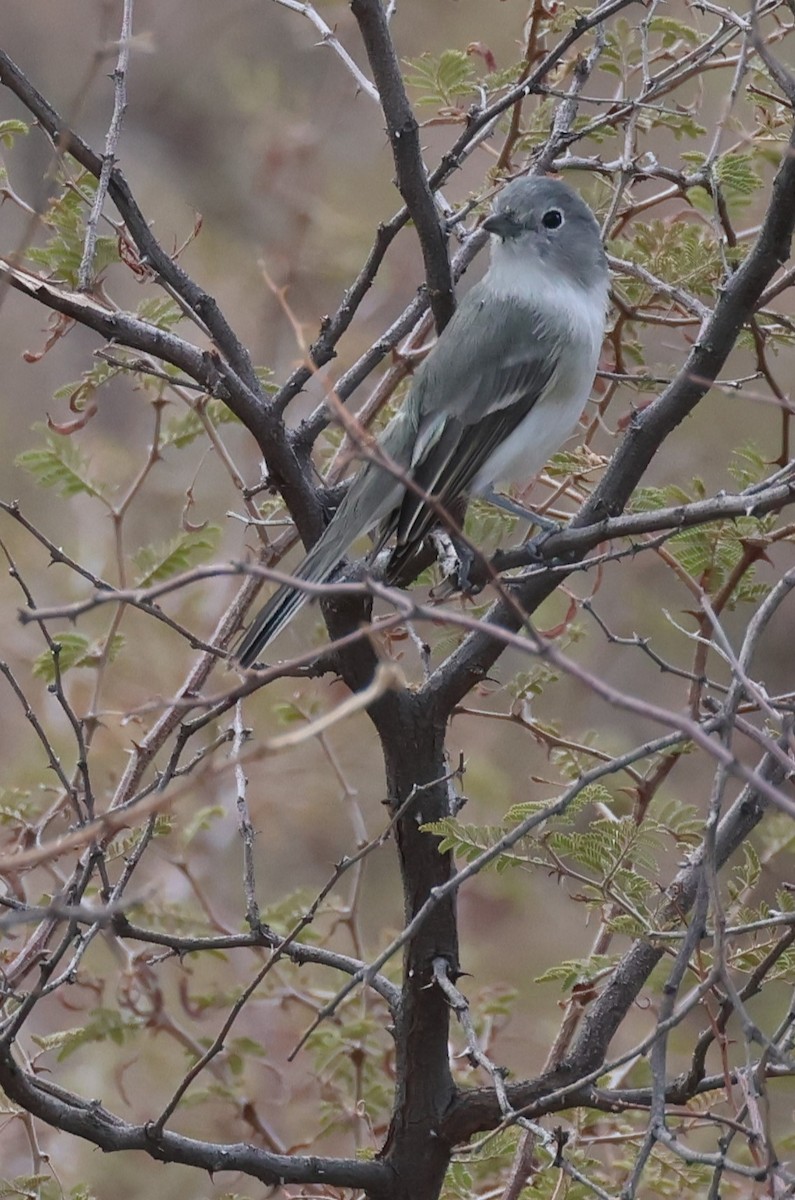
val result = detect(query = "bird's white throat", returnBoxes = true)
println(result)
[486,244,608,354]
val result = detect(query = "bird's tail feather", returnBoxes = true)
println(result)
[235,449,407,666]
[235,511,361,667]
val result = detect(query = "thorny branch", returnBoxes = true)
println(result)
[77,0,133,289]
[1,3,795,1199]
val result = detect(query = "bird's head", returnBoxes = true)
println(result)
[483,176,607,291]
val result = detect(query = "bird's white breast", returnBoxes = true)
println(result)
[474,252,607,490]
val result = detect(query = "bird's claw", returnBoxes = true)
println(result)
[429,531,484,597]
[525,522,561,561]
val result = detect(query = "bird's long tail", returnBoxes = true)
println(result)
[235,447,407,666]
[235,515,356,667]
[235,411,418,667]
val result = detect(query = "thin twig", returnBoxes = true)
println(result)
[78,0,134,290]
[271,0,379,101]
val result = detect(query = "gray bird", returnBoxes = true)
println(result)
[236,176,608,666]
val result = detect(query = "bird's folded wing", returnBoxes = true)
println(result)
[390,341,556,563]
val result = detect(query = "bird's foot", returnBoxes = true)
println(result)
[524,525,560,563]
[429,530,483,597]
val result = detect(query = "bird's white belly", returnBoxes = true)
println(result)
[473,349,599,490]
[472,257,605,491]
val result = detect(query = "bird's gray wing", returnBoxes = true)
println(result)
[237,293,557,662]
[388,300,557,567]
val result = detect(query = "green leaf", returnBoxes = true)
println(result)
[31,1007,140,1061]
[52,360,120,412]
[509,664,561,700]
[70,1187,99,1200]
[480,60,527,90]
[480,987,518,1018]
[630,471,774,600]
[614,218,722,300]
[535,954,618,991]
[649,108,706,142]
[106,815,173,860]
[726,842,761,900]
[181,804,225,846]
[682,150,763,212]
[27,169,120,285]
[0,118,29,147]
[506,785,595,826]
[0,1176,52,1198]
[272,699,318,726]
[727,443,768,488]
[422,817,527,870]
[716,152,763,201]
[650,795,703,845]
[15,425,107,499]
[254,365,278,392]
[628,485,668,513]
[132,525,220,586]
[463,495,517,546]
[229,1035,266,1058]
[604,913,647,937]
[136,295,185,330]
[648,15,701,46]
[404,50,476,107]
[0,789,35,826]
[32,633,124,681]
[668,515,773,594]
[162,400,242,450]
[547,445,601,476]
[774,886,795,913]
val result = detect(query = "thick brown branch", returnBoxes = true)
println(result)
[0,1053,391,1195]
[490,472,795,577]
[350,0,454,331]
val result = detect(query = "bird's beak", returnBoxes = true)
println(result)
[482,211,522,240]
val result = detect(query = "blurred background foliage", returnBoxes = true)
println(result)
[1,0,794,1196]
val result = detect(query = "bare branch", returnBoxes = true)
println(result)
[271,0,380,101]
[351,0,454,330]
[78,0,134,289]
[0,1054,391,1194]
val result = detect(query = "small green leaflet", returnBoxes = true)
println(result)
[26,169,119,286]
[0,118,29,146]
[32,633,125,681]
[16,426,107,500]
[404,50,476,107]
[132,525,220,587]
[162,400,242,450]
[31,1006,140,1061]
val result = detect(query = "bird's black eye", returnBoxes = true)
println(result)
[541,208,564,230]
